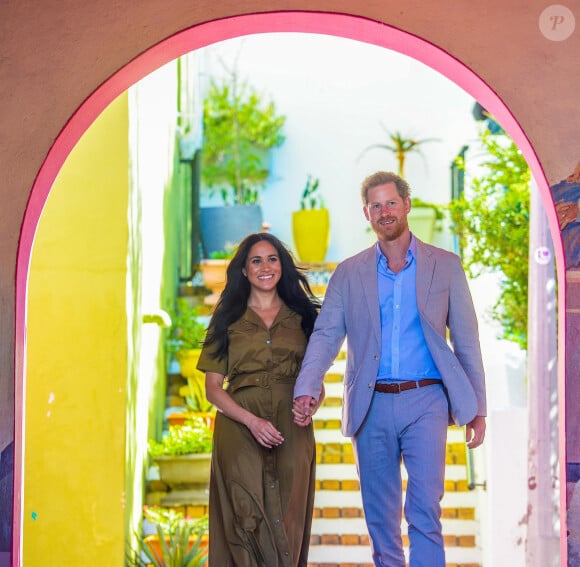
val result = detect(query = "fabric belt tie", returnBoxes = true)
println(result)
[374,378,443,394]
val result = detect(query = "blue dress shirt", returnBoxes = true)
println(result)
[376,237,441,382]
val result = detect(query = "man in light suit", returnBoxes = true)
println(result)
[293,171,486,567]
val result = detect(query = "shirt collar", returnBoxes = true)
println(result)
[374,234,417,267]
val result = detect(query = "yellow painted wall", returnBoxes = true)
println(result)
[25,93,129,566]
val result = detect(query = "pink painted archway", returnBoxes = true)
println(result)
[14,10,568,564]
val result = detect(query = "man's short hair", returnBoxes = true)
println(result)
[360,171,411,204]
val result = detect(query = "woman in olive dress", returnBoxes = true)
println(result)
[197,232,324,567]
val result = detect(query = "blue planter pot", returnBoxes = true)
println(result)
[199,205,263,257]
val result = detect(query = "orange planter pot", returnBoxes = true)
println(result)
[199,259,230,305]
[167,412,215,430]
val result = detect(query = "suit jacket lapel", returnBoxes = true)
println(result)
[358,245,382,344]
[415,240,435,312]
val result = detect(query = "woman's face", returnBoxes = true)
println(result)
[242,240,282,292]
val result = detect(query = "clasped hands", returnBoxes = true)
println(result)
[292,395,319,426]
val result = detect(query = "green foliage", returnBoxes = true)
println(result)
[148,417,213,457]
[185,377,215,414]
[142,525,206,567]
[448,127,530,349]
[300,175,324,210]
[168,298,207,353]
[201,73,286,206]
[144,507,209,537]
[127,515,208,567]
[208,241,238,259]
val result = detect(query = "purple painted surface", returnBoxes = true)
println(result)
[566,276,580,463]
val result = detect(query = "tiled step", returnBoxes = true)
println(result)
[307,546,481,567]
[315,440,468,466]
[313,495,477,521]
[308,519,481,566]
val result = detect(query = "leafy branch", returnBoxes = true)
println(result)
[448,127,530,349]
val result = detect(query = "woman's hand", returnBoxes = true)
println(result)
[206,371,283,448]
[246,415,284,448]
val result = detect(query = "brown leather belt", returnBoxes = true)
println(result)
[374,379,443,394]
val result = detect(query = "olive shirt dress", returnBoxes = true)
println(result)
[197,304,316,567]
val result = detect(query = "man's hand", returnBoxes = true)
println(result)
[293,395,317,426]
[466,415,486,449]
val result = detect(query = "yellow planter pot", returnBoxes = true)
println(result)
[176,348,203,380]
[292,209,330,263]
[154,453,212,506]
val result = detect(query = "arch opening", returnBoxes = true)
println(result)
[13,11,567,566]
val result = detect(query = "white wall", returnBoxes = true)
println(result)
[198,33,481,261]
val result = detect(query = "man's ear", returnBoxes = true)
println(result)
[363,205,370,221]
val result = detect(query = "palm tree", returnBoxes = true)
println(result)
[358,125,439,178]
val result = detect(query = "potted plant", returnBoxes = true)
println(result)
[169,376,217,430]
[291,175,330,263]
[184,378,216,429]
[198,242,237,306]
[167,298,207,379]
[199,68,286,256]
[358,127,443,242]
[149,417,213,506]
[128,506,208,567]
[407,196,445,242]
[165,299,215,430]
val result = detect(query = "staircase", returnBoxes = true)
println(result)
[308,352,483,567]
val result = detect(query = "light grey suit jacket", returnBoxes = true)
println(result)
[294,240,487,437]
